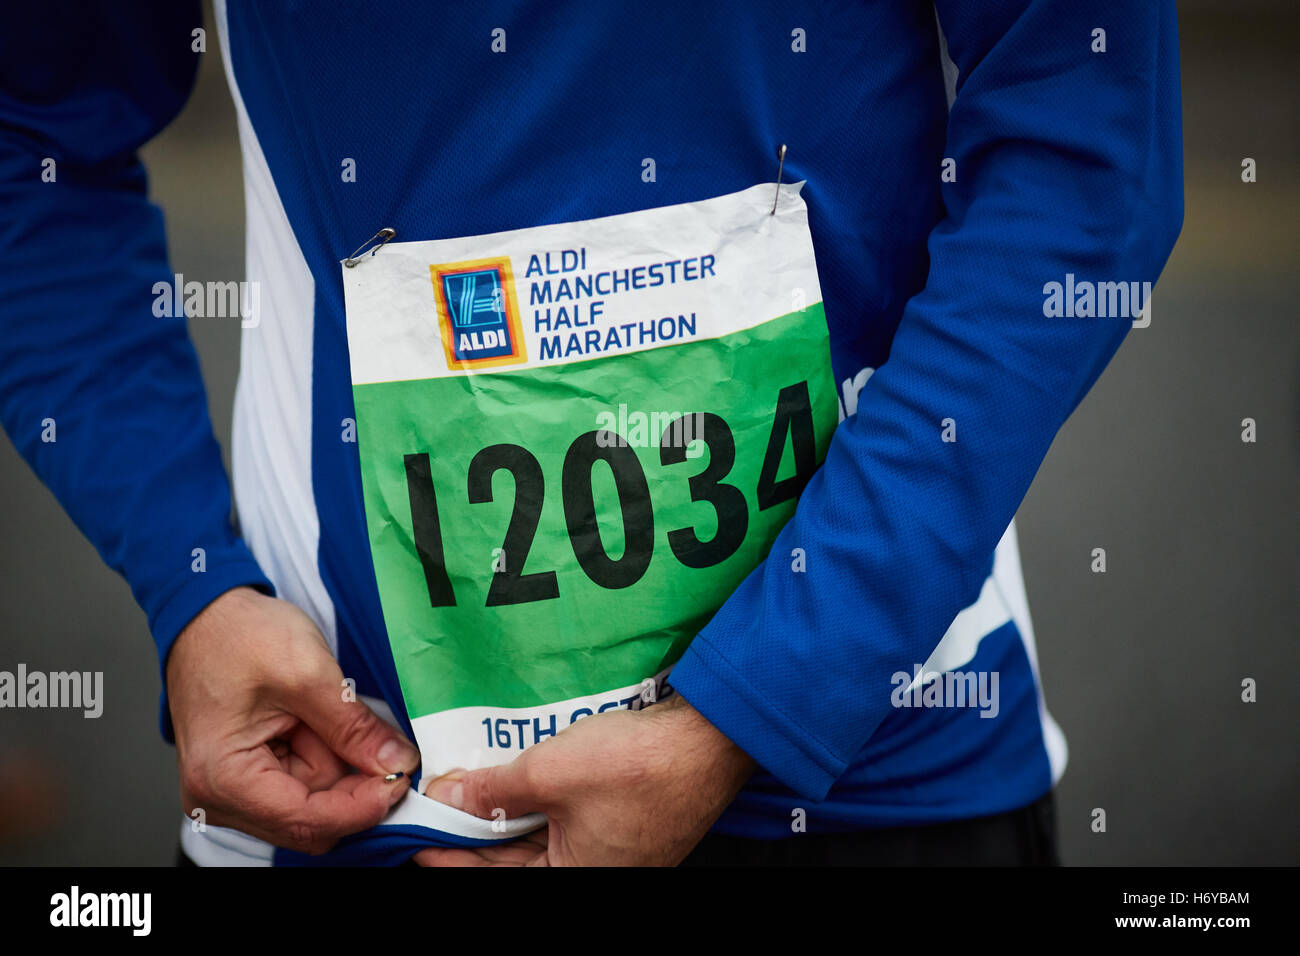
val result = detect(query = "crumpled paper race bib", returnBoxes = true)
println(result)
[342,182,837,784]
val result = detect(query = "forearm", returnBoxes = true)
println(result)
[670,0,1184,799]
[0,0,270,737]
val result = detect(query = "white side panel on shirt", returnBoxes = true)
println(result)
[215,0,337,656]
[180,0,339,867]
[993,521,1069,784]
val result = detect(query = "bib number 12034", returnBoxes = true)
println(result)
[402,380,816,608]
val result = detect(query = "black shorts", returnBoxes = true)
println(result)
[680,790,1060,866]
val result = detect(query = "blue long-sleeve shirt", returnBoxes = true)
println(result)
[0,0,1181,864]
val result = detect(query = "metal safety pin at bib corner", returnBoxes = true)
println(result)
[343,227,397,267]
[771,144,787,215]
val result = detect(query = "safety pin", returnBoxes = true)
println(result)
[343,227,397,268]
[771,144,787,215]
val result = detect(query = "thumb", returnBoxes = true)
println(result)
[290,675,420,778]
[425,758,542,820]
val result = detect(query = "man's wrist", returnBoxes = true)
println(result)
[658,689,756,789]
[165,585,260,687]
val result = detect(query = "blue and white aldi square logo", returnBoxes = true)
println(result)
[430,257,526,370]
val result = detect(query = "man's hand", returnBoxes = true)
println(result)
[414,692,755,866]
[165,586,420,855]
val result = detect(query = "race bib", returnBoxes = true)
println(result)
[342,182,837,780]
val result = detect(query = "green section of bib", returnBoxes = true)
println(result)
[352,304,836,717]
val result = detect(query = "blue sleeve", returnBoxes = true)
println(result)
[669,0,1183,799]
[0,3,272,739]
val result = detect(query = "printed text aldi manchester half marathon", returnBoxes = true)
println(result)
[525,248,717,359]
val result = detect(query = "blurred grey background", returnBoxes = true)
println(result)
[1,2,1296,865]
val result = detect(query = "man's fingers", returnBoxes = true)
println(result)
[414,830,548,867]
[198,748,409,855]
[413,846,547,867]
[285,775,410,853]
[412,847,496,867]
[279,723,350,791]
[253,771,408,855]
[286,669,420,778]
[423,755,543,820]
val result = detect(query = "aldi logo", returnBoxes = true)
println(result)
[430,257,527,369]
